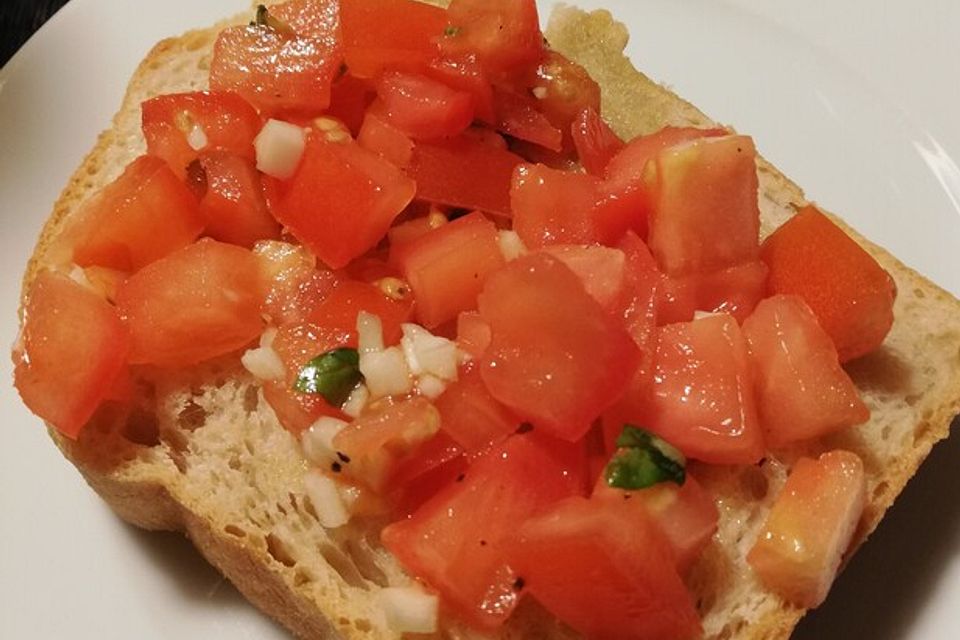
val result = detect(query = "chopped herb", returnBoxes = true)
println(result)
[443,25,462,37]
[604,425,686,490]
[294,347,363,407]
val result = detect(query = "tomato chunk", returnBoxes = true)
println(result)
[456,310,491,359]
[532,51,601,152]
[57,156,204,272]
[647,135,760,276]
[478,253,639,441]
[116,239,264,367]
[381,432,583,629]
[647,314,764,464]
[743,295,869,447]
[408,135,523,217]
[270,135,415,269]
[339,0,446,78]
[427,55,495,124]
[14,272,129,438]
[440,0,543,76]
[511,164,602,248]
[492,88,563,152]
[376,72,474,140]
[209,0,342,114]
[658,261,769,325]
[761,206,896,361]
[542,244,627,312]
[308,279,413,346]
[254,240,338,326]
[748,450,866,608]
[141,91,261,178]
[357,110,414,169]
[393,212,505,328]
[571,107,625,176]
[326,74,377,135]
[507,496,702,640]
[434,363,520,453]
[197,151,281,248]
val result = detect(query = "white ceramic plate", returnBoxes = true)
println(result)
[1,1,958,638]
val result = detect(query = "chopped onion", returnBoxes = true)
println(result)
[360,346,413,398]
[241,345,285,381]
[259,326,278,349]
[303,471,350,528]
[356,311,385,354]
[255,119,307,179]
[341,383,369,418]
[497,229,527,262]
[401,324,459,381]
[379,586,439,633]
[186,124,208,151]
[417,374,447,400]
[693,310,722,320]
[301,416,348,466]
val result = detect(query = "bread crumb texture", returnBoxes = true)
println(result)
[26,4,960,640]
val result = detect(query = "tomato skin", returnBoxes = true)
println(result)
[478,253,640,441]
[408,135,524,217]
[196,151,282,248]
[748,450,866,608]
[511,164,602,248]
[270,135,415,269]
[507,496,703,640]
[381,432,583,630]
[116,239,264,367]
[658,260,769,325]
[141,91,261,178]
[743,295,869,448]
[440,0,543,76]
[435,362,520,453]
[492,87,563,152]
[339,0,446,78]
[376,72,474,140]
[57,156,205,272]
[571,106,625,176]
[392,211,505,328]
[357,110,414,169]
[761,206,896,362]
[647,314,764,464]
[14,272,129,438]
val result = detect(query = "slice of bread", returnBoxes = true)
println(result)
[21,3,960,639]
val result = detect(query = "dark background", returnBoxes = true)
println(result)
[1,0,71,66]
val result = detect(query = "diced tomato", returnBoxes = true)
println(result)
[542,244,626,312]
[116,239,264,367]
[478,253,640,441]
[388,433,468,516]
[56,156,204,272]
[532,51,601,151]
[427,55,495,124]
[339,0,446,78]
[748,450,866,608]
[326,74,377,135]
[381,432,583,629]
[743,295,869,448]
[507,496,702,640]
[376,72,474,141]
[254,240,338,326]
[592,473,718,572]
[435,363,520,453]
[492,87,563,152]
[440,0,543,76]
[571,107,625,176]
[82,266,127,304]
[196,151,281,248]
[407,135,524,217]
[646,314,764,464]
[307,279,413,346]
[357,110,414,168]
[333,397,441,491]
[386,211,447,250]
[761,206,896,362]
[269,135,415,269]
[209,0,342,114]
[392,212,505,328]
[511,164,602,248]
[456,311,491,358]
[14,272,129,438]
[141,91,261,178]
[658,261,769,325]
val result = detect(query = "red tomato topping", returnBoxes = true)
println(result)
[388,432,467,516]
[339,0,446,78]
[307,279,413,346]
[571,106,625,176]
[532,51,601,151]
[141,91,261,178]
[542,244,627,312]
[116,239,264,367]
[492,87,563,152]
[376,72,474,140]
[269,135,415,269]
[434,363,520,453]
[14,272,129,438]
[511,164,602,248]
[507,496,703,640]
[408,135,524,217]
[761,206,896,361]
[381,432,584,629]
[254,240,338,326]
[478,253,640,441]
[197,151,281,248]
[357,110,414,168]
[392,211,505,328]
[209,0,342,114]
[748,450,866,608]
[647,314,764,464]
[56,156,204,272]
[387,212,447,250]
[440,0,543,76]
[647,135,760,276]
[456,310,492,358]
[658,261,769,325]
[426,54,495,124]
[743,295,869,447]
[326,74,377,135]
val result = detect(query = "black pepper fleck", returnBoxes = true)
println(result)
[513,577,525,591]
[331,461,342,473]
[336,451,351,464]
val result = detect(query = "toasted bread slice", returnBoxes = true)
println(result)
[21,3,960,639]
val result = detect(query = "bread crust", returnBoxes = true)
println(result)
[21,4,960,640]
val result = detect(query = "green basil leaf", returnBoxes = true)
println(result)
[605,425,686,490]
[294,348,362,408]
